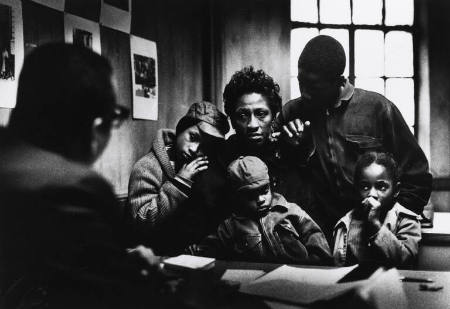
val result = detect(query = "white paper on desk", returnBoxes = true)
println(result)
[239,264,361,305]
[221,269,266,284]
[163,255,215,270]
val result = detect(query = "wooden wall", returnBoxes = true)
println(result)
[95,0,206,195]
[211,0,290,111]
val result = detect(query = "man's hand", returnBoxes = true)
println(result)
[278,118,310,146]
[362,197,382,232]
[126,245,161,277]
[177,156,209,181]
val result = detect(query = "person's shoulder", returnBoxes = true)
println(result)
[334,209,356,230]
[391,203,421,221]
[272,193,306,217]
[352,87,395,110]
[53,156,115,200]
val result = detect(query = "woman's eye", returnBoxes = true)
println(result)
[256,111,268,118]
[237,113,248,120]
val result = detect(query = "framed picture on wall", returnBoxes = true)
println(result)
[0,0,24,108]
[130,35,158,121]
[64,13,101,54]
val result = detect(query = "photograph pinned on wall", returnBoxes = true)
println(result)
[100,0,131,33]
[0,0,24,108]
[73,28,93,50]
[64,13,101,54]
[30,0,65,11]
[130,35,158,120]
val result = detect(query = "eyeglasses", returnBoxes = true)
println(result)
[106,105,130,128]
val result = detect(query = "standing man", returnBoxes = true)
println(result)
[277,35,432,240]
[0,43,160,308]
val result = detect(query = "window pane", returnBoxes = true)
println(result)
[320,28,349,76]
[352,0,382,25]
[319,0,351,24]
[291,0,318,23]
[290,28,319,77]
[385,31,413,77]
[291,76,301,99]
[385,0,414,26]
[355,30,384,77]
[386,78,415,129]
[354,78,384,95]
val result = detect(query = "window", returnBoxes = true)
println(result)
[290,0,415,132]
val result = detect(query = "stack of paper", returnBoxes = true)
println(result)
[163,255,215,271]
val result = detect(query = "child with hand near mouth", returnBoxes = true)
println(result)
[333,151,422,267]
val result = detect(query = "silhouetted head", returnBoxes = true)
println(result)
[297,35,346,109]
[9,43,128,164]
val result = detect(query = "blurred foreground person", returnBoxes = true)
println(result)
[0,43,161,309]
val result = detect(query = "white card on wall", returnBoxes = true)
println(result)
[130,35,158,121]
[0,0,24,108]
[64,13,101,55]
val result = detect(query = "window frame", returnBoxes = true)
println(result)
[290,0,418,135]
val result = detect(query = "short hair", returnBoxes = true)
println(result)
[9,43,116,159]
[223,66,282,118]
[353,151,400,185]
[298,35,346,78]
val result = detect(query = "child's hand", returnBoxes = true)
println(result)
[362,197,382,231]
[177,156,209,181]
[278,118,310,146]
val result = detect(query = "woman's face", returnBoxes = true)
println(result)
[231,93,273,149]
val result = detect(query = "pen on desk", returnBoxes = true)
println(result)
[399,276,434,283]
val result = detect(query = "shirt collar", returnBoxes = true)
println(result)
[331,79,354,111]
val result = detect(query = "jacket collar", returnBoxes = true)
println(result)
[152,129,176,178]
[330,79,354,112]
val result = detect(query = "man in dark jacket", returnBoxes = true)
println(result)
[0,43,160,308]
[277,35,432,240]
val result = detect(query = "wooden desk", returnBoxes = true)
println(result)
[418,212,450,270]
[210,260,450,309]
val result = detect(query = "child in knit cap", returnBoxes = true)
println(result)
[188,156,332,265]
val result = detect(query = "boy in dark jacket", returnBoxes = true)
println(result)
[188,156,332,265]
